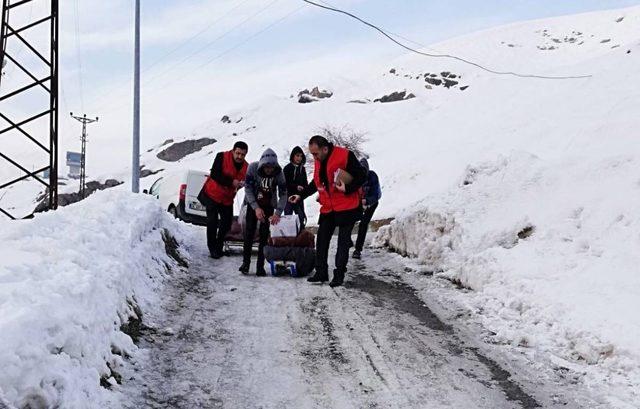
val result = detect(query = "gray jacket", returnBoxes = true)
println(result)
[244,148,287,215]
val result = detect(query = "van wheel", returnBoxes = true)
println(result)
[168,206,177,218]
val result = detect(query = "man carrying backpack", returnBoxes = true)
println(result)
[353,158,382,260]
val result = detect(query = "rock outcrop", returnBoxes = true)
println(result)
[157,138,216,162]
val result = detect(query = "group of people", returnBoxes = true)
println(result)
[197,136,382,288]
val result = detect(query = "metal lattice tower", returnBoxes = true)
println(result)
[0,0,59,219]
[70,113,98,199]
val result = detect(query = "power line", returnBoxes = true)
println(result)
[102,4,303,112]
[3,0,35,78]
[86,0,254,111]
[141,0,253,74]
[142,0,282,87]
[302,0,592,80]
[72,0,85,109]
[89,0,283,113]
[197,5,304,70]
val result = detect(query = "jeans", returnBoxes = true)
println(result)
[355,202,378,252]
[315,211,356,281]
[206,202,233,256]
[243,206,275,269]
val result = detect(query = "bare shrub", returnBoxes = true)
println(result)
[316,125,369,159]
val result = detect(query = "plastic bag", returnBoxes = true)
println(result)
[270,214,300,238]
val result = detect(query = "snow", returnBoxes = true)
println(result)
[1,3,639,407]
[374,151,640,406]
[0,190,189,409]
[366,7,640,406]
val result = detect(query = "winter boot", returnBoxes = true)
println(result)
[352,249,361,259]
[329,269,345,288]
[307,272,328,283]
[256,264,267,277]
[239,262,250,275]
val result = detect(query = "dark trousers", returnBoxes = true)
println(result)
[355,203,378,252]
[284,201,306,229]
[243,206,274,269]
[206,202,233,256]
[315,212,356,280]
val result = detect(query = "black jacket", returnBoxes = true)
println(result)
[209,151,243,187]
[283,146,308,195]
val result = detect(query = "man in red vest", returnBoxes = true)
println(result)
[198,141,249,259]
[289,135,367,287]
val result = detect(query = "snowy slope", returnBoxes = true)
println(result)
[0,191,190,408]
[368,7,640,408]
[125,5,640,406]
[114,5,638,221]
[4,6,639,220]
[374,152,640,407]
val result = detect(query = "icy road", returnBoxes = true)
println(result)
[121,228,600,409]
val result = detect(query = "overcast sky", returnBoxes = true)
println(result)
[2,0,639,175]
[64,0,640,111]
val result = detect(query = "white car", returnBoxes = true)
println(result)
[146,170,208,225]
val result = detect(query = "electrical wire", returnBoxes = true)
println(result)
[142,0,253,74]
[87,0,254,111]
[196,5,304,70]
[0,4,9,90]
[142,0,282,87]
[3,0,35,79]
[302,0,592,80]
[72,0,85,109]
[98,4,303,115]
[89,0,283,113]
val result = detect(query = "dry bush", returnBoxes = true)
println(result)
[316,125,369,159]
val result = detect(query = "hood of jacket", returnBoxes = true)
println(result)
[289,146,307,165]
[258,148,281,174]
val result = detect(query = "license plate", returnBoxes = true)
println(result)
[189,201,205,212]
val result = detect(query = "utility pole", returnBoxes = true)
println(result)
[132,0,141,193]
[70,113,98,199]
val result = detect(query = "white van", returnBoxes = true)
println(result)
[146,170,208,225]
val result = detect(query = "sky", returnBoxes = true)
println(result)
[1,0,640,178]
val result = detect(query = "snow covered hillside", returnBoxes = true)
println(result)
[369,7,640,408]
[374,151,640,407]
[117,6,638,221]
[0,191,189,408]
[127,4,640,406]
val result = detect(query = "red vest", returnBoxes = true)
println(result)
[204,151,248,206]
[313,146,360,214]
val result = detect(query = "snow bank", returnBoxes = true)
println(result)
[0,190,189,409]
[374,151,640,406]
